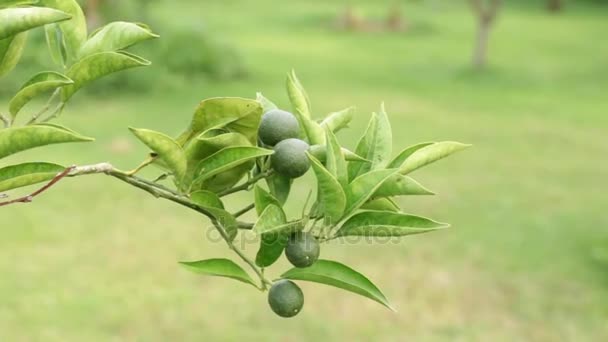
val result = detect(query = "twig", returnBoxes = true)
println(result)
[27,89,60,125]
[0,166,75,207]
[233,203,255,218]
[218,170,274,197]
[0,113,9,128]
[40,102,66,123]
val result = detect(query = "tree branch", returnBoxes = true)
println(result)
[233,203,255,218]
[0,113,9,128]
[0,166,76,207]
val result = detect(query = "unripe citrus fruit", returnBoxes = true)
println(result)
[285,232,320,268]
[258,109,300,146]
[268,280,304,318]
[271,138,310,178]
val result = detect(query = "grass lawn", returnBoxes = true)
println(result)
[1,0,607,340]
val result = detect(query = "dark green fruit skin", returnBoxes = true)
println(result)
[268,280,304,318]
[271,138,310,178]
[258,109,300,146]
[285,232,320,268]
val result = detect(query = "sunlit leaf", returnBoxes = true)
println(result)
[397,141,471,175]
[129,128,187,183]
[8,71,72,119]
[0,162,64,192]
[256,92,278,112]
[0,124,93,160]
[344,169,398,216]
[0,32,26,78]
[373,174,434,198]
[0,7,70,40]
[286,70,324,144]
[79,21,158,58]
[193,146,272,185]
[321,106,355,133]
[387,142,434,168]
[336,211,449,237]
[281,259,394,311]
[180,259,256,288]
[348,104,392,181]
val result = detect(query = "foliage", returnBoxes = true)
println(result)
[0,1,469,318]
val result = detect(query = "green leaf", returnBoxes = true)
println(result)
[253,204,287,235]
[62,51,150,101]
[0,31,26,78]
[345,169,398,216]
[179,259,256,288]
[0,7,71,40]
[193,146,273,185]
[0,162,64,192]
[309,144,369,163]
[256,92,278,112]
[281,259,394,311]
[373,174,434,198]
[40,0,87,62]
[336,211,449,237]
[44,23,66,67]
[256,232,288,268]
[254,184,281,215]
[190,190,224,209]
[387,142,434,168]
[397,141,471,175]
[178,97,263,146]
[190,195,238,241]
[79,21,158,58]
[321,106,355,133]
[129,128,187,183]
[307,153,346,224]
[325,127,348,187]
[9,71,72,119]
[361,198,400,212]
[348,104,393,181]
[286,70,324,144]
[0,0,38,8]
[265,173,291,205]
[0,124,93,160]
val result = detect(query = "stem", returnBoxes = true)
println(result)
[27,89,60,125]
[0,113,9,128]
[233,203,255,218]
[0,166,75,207]
[40,102,66,123]
[218,170,273,197]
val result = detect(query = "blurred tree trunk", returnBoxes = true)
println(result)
[547,0,563,12]
[469,0,502,69]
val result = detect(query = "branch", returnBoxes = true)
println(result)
[0,166,75,207]
[218,170,274,197]
[233,203,255,218]
[27,89,60,125]
[0,113,9,128]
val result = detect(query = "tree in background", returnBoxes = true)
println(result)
[468,0,502,69]
[547,0,564,12]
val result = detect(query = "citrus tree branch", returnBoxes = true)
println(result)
[0,166,76,207]
[27,88,60,125]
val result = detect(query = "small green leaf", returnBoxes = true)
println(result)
[281,259,394,311]
[344,169,398,216]
[44,23,66,67]
[40,0,87,62]
[325,127,348,187]
[253,204,287,235]
[0,32,27,78]
[387,142,434,168]
[0,124,93,160]
[0,162,64,192]
[361,198,400,212]
[9,71,73,119]
[190,195,238,241]
[373,174,434,198]
[256,92,278,112]
[129,128,187,183]
[397,141,471,175]
[0,7,71,40]
[79,21,158,58]
[286,70,324,144]
[321,106,355,133]
[265,173,291,205]
[336,211,449,237]
[190,190,224,209]
[348,104,393,181]
[62,51,151,101]
[254,184,281,215]
[307,153,346,223]
[256,233,289,268]
[309,144,369,163]
[193,146,273,185]
[178,97,263,146]
[179,259,257,288]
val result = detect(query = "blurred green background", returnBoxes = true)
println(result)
[2,0,608,340]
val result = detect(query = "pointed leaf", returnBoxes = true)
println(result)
[180,259,256,287]
[321,106,355,133]
[348,104,392,181]
[336,211,449,237]
[256,92,278,112]
[265,173,291,205]
[9,71,73,118]
[44,23,66,67]
[129,128,187,182]
[0,124,93,160]
[361,198,400,212]
[309,144,369,163]
[0,7,71,40]
[256,233,288,268]
[193,146,273,184]
[0,32,27,77]
[286,70,324,144]
[254,203,288,268]
[252,204,287,235]
[344,169,398,216]
[325,127,348,187]
[281,259,394,311]
[62,51,151,101]
[79,21,158,58]
[0,162,64,192]
[373,174,434,198]
[40,0,87,61]
[307,153,346,223]
[190,190,224,209]
[387,142,434,168]
[254,184,281,215]
[397,141,471,175]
